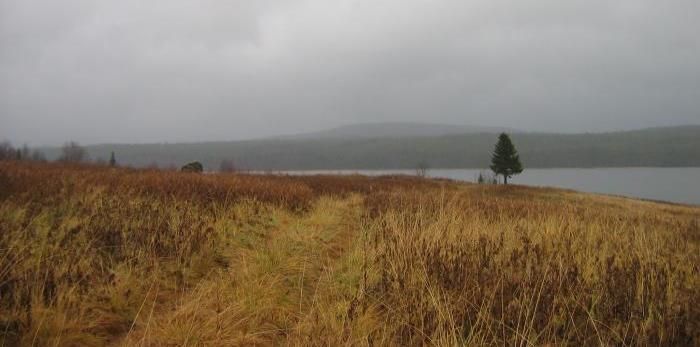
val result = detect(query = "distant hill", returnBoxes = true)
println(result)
[280,122,515,139]
[42,125,700,170]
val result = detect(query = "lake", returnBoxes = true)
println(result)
[280,167,700,205]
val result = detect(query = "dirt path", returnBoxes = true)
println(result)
[118,195,364,346]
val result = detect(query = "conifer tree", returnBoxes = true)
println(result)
[109,151,117,167]
[490,133,523,184]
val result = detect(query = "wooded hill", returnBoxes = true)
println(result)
[42,125,700,170]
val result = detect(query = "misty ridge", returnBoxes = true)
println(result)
[33,123,700,171]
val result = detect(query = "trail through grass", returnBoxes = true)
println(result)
[120,195,364,346]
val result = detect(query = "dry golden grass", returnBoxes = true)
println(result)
[0,161,698,346]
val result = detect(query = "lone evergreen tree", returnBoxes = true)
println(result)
[490,133,523,184]
[109,151,117,167]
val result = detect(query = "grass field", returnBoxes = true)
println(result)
[1,162,698,346]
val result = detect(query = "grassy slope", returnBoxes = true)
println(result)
[1,162,698,346]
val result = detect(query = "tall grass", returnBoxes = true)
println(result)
[362,187,699,345]
[0,161,698,346]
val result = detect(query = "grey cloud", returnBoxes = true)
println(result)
[1,0,699,145]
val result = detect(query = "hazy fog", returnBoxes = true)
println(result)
[1,0,699,145]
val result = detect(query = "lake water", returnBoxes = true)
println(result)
[280,168,700,206]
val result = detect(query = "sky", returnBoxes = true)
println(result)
[1,0,699,145]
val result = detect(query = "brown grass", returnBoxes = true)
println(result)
[0,161,698,346]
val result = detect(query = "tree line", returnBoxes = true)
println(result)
[0,141,114,166]
[0,142,47,162]
[10,125,700,182]
[1,140,241,174]
[46,126,697,171]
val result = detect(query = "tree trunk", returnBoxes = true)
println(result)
[503,175,508,185]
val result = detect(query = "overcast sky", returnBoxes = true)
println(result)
[1,0,699,145]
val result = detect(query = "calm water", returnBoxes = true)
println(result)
[281,168,700,205]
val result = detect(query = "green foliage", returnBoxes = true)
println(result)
[181,161,204,173]
[490,133,523,184]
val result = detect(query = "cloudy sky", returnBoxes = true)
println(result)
[1,0,699,145]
